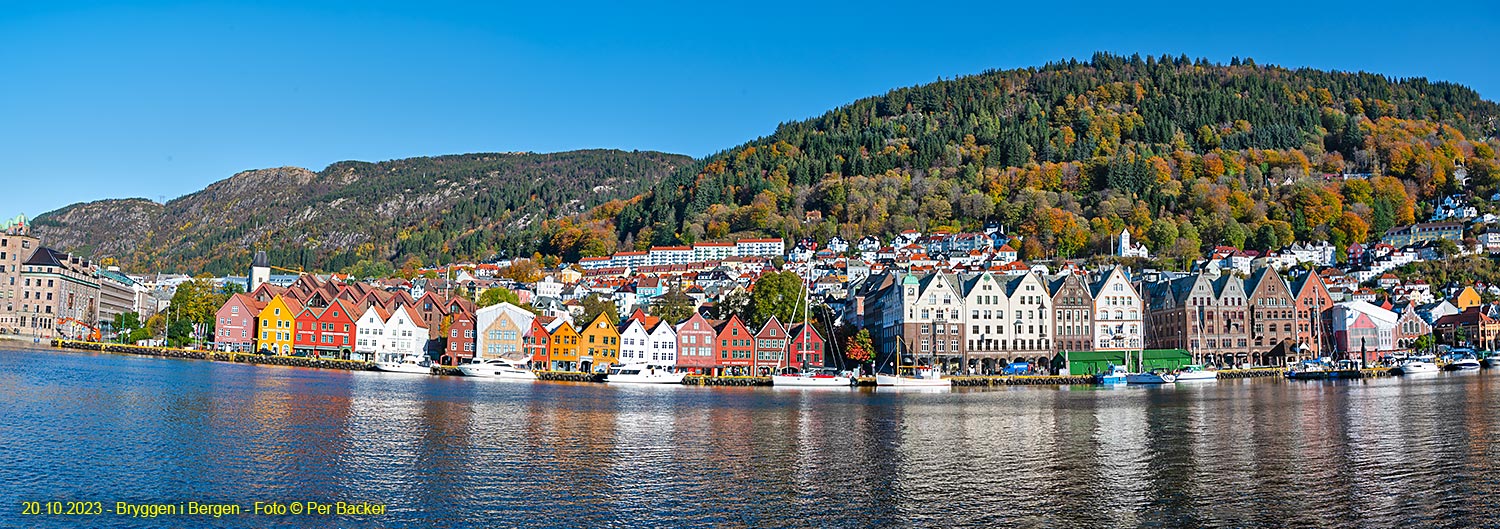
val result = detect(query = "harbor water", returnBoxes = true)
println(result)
[2,346,1498,528]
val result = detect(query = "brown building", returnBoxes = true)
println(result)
[1290,271,1335,359]
[1246,267,1296,366]
[1049,273,1094,354]
[1144,273,1250,367]
[1433,307,1500,349]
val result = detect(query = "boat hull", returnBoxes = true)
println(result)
[1484,357,1500,368]
[374,363,432,375]
[771,375,852,387]
[874,374,949,387]
[605,373,687,384]
[1173,372,1218,382]
[1096,375,1127,385]
[457,364,537,380]
[1125,373,1176,384]
[1393,363,1439,375]
[1445,360,1481,371]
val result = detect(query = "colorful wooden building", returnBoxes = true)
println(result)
[712,315,754,375]
[675,312,717,374]
[578,312,619,372]
[255,295,301,355]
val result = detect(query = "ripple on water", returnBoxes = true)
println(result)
[1,348,1499,528]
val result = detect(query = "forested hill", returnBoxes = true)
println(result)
[32,150,689,275]
[535,52,1499,263]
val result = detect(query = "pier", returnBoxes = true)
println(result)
[51,339,377,371]
[682,375,771,387]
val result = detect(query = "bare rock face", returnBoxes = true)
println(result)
[31,150,688,274]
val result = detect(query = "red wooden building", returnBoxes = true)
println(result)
[711,315,754,375]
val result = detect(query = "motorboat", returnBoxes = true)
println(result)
[1392,357,1439,375]
[1443,353,1482,371]
[1125,368,1176,384]
[1095,364,1129,385]
[772,367,853,387]
[1173,364,1218,382]
[1484,352,1500,369]
[1286,359,1333,380]
[458,357,537,380]
[875,366,950,387]
[374,353,434,375]
[603,364,687,384]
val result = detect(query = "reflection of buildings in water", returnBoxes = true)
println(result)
[525,385,618,510]
[231,368,360,496]
[1093,391,1150,522]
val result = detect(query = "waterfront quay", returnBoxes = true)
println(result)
[44,339,1406,387]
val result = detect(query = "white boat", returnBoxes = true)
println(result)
[875,366,949,387]
[1393,358,1439,375]
[772,368,853,387]
[603,364,686,384]
[1173,364,1218,382]
[1484,354,1500,369]
[458,358,537,380]
[374,353,434,375]
[1125,368,1177,384]
[1445,356,1482,371]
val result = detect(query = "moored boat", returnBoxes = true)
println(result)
[1095,364,1128,385]
[374,353,434,375]
[1125,368,1176,384]
[875,366,949,387]
[1286,359,1333,380]
[603,363,687,384]
[1173,364,1218,382]
[1484,352,1500,369]
[772,367,853,387]
[1443,353,1481,371]
[458,358,537,380]
[1392,357,1439,375]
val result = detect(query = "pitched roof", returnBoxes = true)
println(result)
[22,247,68,267]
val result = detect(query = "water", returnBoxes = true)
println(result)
[2,347,1498,528]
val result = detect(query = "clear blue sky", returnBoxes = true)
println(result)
[2,1,1497,218]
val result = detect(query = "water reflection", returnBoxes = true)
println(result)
[1,347,1498,528]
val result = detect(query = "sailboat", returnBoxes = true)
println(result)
[772,273,852,387]
[875,335,949,387]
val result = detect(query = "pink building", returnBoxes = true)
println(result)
[214,293,266,352]
[675,312,717,374]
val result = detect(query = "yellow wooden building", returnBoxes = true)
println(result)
[578,312,619,372]
[255,295,302,355]
[547,320,580,371]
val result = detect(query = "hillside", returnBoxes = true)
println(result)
[537,53,1500,263]
[32,150,690,274]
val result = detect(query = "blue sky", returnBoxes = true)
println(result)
[2,1,1497,218]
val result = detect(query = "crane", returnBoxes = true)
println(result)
[268,265,306,275]
[55,317,101,341]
